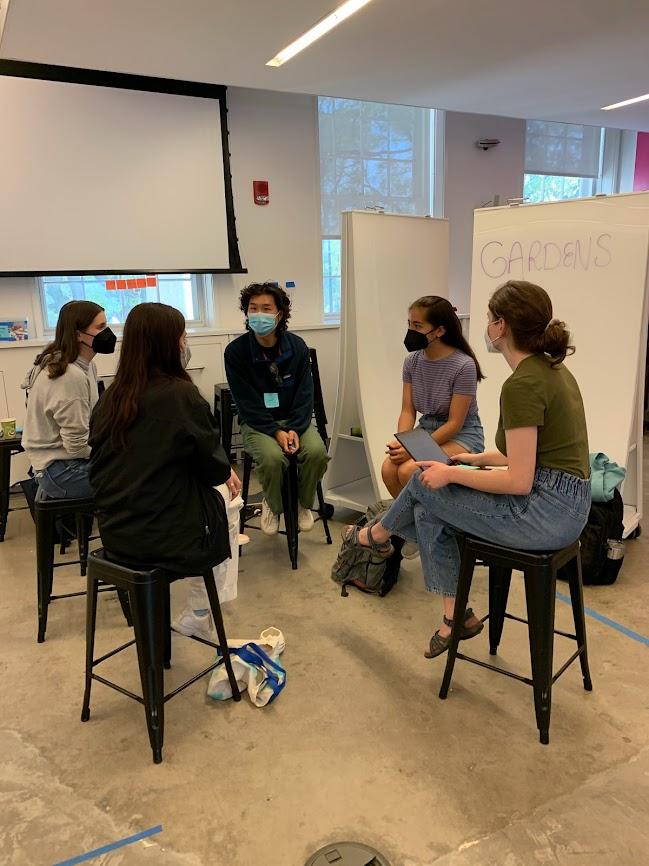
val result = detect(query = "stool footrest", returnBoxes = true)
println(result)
[92,658,227,705]
[94,638,136,666]
[503,611,577,642]
[455,646,586,687]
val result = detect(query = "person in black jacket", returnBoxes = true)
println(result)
[224,282,329,536]
[89,302,241,640]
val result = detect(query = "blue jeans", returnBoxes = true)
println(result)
[419,413,485,453]
[381,467,591,596]
[37,459,94,500]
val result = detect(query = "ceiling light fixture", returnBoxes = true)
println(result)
[601,93,649,111]
[266,0,375,68]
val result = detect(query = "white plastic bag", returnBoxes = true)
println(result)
[207,627,286,707]
[212,484,243,603]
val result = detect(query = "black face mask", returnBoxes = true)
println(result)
[404,328,433,353]
[82,327,117,355]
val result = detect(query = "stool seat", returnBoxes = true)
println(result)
[439,535,592,745]
[81,548,241,764]
[34,494,97,642]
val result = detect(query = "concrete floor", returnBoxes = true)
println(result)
[1,458,649,866]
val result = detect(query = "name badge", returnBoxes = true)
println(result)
[264,392,280,408]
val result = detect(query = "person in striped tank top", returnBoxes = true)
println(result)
[382,296,485,498]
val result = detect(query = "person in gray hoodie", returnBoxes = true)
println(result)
[22,300,116,499]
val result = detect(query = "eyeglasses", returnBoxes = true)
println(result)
[269,361,283,389]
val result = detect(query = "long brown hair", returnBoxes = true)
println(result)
[488,280,574,367]
[410,295,485,381]
[93,302,191,448]
[35,300,104,379]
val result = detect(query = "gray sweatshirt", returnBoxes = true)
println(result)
[21,355,99,471]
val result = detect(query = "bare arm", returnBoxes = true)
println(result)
[431,393,472,445]
[396,383,416,433]
[453,449,509,468]
[420,427,537,495]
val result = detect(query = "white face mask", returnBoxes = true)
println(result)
[484,320,502,353]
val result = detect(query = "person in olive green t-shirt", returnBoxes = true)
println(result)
[343,280,592,664]
[495,353,590,479]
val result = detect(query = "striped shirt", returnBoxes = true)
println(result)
[402,349,479,419]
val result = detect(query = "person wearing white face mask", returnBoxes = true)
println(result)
[338,280,591,660]
[224,282,329,536]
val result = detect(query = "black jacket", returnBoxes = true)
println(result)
[89,379,231,574]
[224,330,313,436]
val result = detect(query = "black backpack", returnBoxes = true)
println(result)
[563,488,625,585]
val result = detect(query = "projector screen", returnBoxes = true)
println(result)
[0,61,243,275]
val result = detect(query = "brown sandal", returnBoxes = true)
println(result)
[424,608,484,659]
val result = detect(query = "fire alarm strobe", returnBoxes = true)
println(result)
[253,180,270,205]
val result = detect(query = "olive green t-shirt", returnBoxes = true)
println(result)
[495,354,590,479]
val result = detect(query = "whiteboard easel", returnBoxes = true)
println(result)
[470,192,649,537]
[324,211,449,510]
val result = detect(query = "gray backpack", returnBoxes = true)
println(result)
[331,501,402,597]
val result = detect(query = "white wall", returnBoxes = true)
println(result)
[444,111,525,312]
[212,87,324,329]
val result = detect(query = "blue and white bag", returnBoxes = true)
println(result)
[207,628,286,707]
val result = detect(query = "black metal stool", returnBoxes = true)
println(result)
[81,549,241,764]
[240,451,332,570]
[35,493,97,642]
[0,433,25,542]
[439,537,592,745]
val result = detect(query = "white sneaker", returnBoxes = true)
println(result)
[298,506,315,532]
[261,500,280,535]
[172,608,215,640]
[402,541,420,559]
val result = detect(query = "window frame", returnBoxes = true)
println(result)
[38,272,210,335]
[318,97,438,322]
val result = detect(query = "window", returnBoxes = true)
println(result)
[523,174,596,203]
[523,120,603,204]
[40,273,207,331]
[318,97,434,317]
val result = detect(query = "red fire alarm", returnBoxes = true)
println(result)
[253,180,269,206]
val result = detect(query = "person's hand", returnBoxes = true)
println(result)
[451,452,483,467]
[386,442,409,465]
[417,460,454,490]
[226,469,242,497]
[286,431,300,454]
[275,430,290,452]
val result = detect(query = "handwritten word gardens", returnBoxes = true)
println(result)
[479,233,612,279]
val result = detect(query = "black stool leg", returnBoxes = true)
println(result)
[116,589,133,627]
[202,569,241,702]
[163,583,172,670]
[316,481,332,544]
[282,456,299,570]
[130,580,165,763]
[439,546,476,699]
[567,552,592,691]
[81,571,100,722]
[76,512,92,577]
[0,446,11,542]
[524,565,556,745]
[35,508,56,643]
[488,566,512,655]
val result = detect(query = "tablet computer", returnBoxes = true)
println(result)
[394,429,453,464]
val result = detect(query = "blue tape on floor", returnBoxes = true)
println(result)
[556,592,649,647]
[52,825,163,866]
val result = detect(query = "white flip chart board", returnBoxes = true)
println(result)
[470,193,649,532]
[325,211,449,509]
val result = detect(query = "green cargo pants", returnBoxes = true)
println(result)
[240,422,330,516]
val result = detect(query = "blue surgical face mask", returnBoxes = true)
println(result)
[248,313,278,336]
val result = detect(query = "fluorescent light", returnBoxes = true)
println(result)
[266,0,375,67]
[602,93,649,111]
